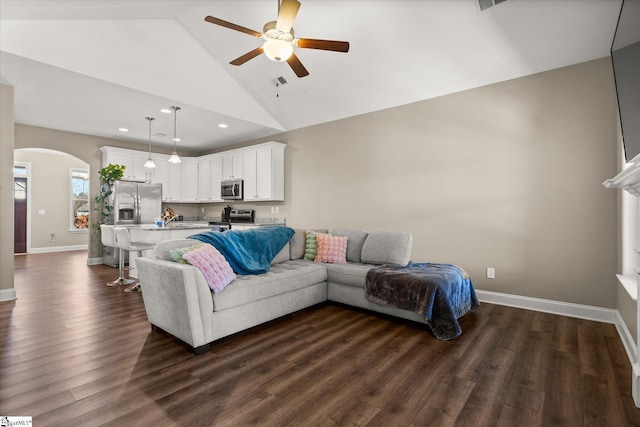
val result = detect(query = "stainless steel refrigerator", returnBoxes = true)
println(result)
[103,181,162,266]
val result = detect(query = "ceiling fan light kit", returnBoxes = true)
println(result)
[263,39,293,62]
[204,0,349,78]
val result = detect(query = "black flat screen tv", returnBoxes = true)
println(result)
[611,0,640,163]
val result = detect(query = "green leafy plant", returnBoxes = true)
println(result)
[92,164,126,230]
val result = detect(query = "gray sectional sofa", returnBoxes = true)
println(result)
[136,228,417,354]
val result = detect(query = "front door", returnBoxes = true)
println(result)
[14,177,27,254]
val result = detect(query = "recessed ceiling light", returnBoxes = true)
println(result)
[173,138,181,142]
[118,128,129,132]
[218,123,228,128]
[160,108,172,114]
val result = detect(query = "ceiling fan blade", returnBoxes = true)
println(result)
[286,53,309,78]
[204,16,262,38]
[276,0,301,32]
[297,38,350,53]
[230,47,265,66]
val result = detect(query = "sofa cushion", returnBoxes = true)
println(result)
[155,239,199,262]
[169,242,205,264]
[331,229,368,263]
[325,262,374,288]
[211,260,327,311]
[181,244,236,293]
[360,231,412,265]
[314,234,348,264]
[289,229,306,260]
[304,230,327,260]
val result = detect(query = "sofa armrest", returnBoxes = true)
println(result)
[137,257,214,350]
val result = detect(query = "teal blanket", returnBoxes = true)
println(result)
[189,226,295,275]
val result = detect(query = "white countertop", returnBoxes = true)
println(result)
[125,223,213,231]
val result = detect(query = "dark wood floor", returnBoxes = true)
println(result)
[2,251,639,426]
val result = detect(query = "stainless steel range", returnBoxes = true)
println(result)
[208,208,255,230]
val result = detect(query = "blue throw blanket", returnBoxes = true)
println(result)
[365,263,479,340]
[189,226,295,275]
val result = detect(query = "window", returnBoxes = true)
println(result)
[71,169,89,230]
[14,164,28,200]
[14,165,27,176]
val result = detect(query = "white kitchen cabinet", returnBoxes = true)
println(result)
[101,148,133,179]
[242,142,285,201]
[180,158,199,202]
[131,153,154,182]
[242,149,258,201]
[198,155,223,202]
[166,161,182,202]
[197,158,211,201]
[100,142,284,203]
[210,155,223,201]
[100,147,153,182]
[222,151,244,180]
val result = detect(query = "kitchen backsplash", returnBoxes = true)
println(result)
[162,202,286,224]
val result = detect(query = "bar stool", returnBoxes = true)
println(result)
[100,224,129,286]
[114,227,156,293]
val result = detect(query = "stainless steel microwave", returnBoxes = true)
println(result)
[221,179,243,200]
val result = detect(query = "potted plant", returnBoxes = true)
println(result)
[93,164,126,229]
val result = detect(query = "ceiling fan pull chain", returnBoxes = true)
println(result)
[275,63,280,98]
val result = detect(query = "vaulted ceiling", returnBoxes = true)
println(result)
[0,0,622,152]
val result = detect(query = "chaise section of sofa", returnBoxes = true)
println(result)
[324,229,428,324]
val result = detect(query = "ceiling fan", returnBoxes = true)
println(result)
[204,0,350,78]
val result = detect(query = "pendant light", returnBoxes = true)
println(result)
[143,116,156,169]
[168,105,182,164]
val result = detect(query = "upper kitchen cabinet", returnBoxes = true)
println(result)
[222,151,244,180]
[243,142,285,201]
[100,146,153,182]
[100,147,132,178]
[101,141,285,203]
[180,158,199,203]
[131,153,154,182]
[198,155,223,202]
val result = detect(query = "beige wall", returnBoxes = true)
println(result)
[14,149,90,250]
[279,58,618,308]
[5,57,619,309]
[1,84,15,296]
[13,123,184,261]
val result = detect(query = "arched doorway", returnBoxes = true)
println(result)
[14,148,90,254]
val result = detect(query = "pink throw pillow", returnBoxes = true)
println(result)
[181,244,236,293]
[315,234,348,264]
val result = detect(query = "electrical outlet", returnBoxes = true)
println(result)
[50,233,56,242]
[271,206,275,213]
[275,206,279,213]
[487,267,495,279]
[201,207,205,213]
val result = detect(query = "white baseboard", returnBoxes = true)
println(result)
[30,244,88,254]
[475,289,617,324]
[633,364,640,408]
[615,310,638,366]
[86,257,104,266]
[0,288,17,302]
